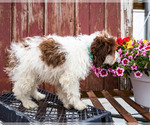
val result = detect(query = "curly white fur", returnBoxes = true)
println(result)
[5,31,120,110]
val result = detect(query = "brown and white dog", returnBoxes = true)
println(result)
[5,31,120,110]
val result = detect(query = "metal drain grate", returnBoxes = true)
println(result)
[0,89,112,123]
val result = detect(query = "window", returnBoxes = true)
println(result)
[133,9,145,40]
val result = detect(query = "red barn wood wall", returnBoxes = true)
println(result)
[0,1,121,93]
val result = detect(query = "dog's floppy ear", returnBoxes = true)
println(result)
[107,37,117,54]
[91,36,116,68]
[91,36,107,67]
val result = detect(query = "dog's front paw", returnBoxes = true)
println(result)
[63,103,73,110]
[74,101,87,111]
[33,92,46,101]
[37,93,46,100]
[23,100,38,109]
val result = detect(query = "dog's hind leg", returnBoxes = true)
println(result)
[13,79,38,109]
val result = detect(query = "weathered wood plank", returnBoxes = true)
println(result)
[104,2,120,90]
[86,91,105,110]
[87,3,105,91]
[27,0,45,89]
[9,2,28,91]
[101,90,137,123]
[117,1,121,38]
[81,90,133,98]
[114,89,150,121]
[121,0,133,38]
[120,0,133,90]
[0,3,11,93]
[75,3,90,35]
[75,2,105,91]
[28,0,44,37]
[75,2,90,91]
[45,2,60,35]
[46,2,74,36]
[89,2,104,33]
[59,2,74,36]
[105,2,119,36]
[12,3,28,41]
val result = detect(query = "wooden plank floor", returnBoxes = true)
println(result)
[83,90,150,123]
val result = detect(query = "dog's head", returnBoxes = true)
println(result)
[91,31,120,68]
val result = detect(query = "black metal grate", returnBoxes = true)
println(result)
[0,89,112,123]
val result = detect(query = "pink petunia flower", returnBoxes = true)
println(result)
[92,65,96,71]
[99,69,108,77]
[108,68,113,72]
[113,73,117,77]
[97,67,101,71]
[116,67,124,76]
[145,46,150,51]
[111,69,116,74]
[94,68,99,77]
[144,65,147,69]
[122,58,129,66]
[92,66,100,77]
[108,68,116,74]
[142,51,146,56]
[131,41,135,46]
[131,64,137,70]
[120,55,123,59]
[125,50,129,56]
[139,43,144,50]
[118,48,122,55]
[128,55,133,59]
[146,41,150,46]
[138,39,143,44]
[134,51,140,59]
[134,71,142,78]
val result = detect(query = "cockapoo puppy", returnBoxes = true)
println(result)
[5,31,120,111]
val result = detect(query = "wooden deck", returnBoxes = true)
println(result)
[82,89,150,123]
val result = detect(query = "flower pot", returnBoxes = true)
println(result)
[130,73,150,108]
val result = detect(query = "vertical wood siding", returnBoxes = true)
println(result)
[121,0,133,38]
[0,3,11,93]
[12,3,28,41]
[0,1,122,93]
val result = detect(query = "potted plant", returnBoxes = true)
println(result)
[92,37,150,108]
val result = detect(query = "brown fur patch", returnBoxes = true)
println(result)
[91,35,116,67]
[39,38,66,68]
